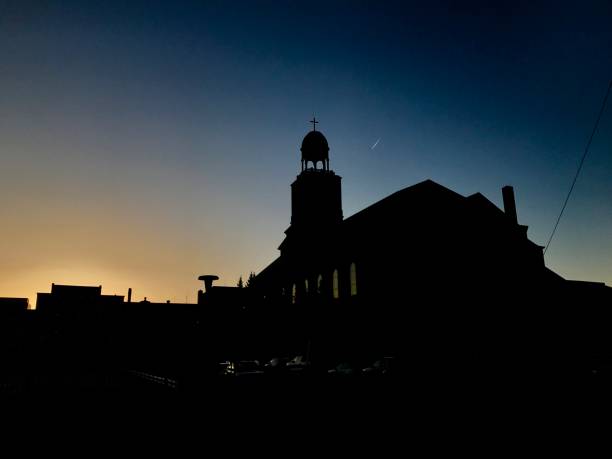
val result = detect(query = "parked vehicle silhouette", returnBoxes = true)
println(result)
[362,357,396,376]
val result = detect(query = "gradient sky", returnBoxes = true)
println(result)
[1,1,612,305]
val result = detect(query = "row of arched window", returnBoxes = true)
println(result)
[290,262,357,303]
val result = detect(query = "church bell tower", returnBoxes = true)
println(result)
[289,118,343,230]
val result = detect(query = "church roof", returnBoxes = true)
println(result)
[342,179,464,226]
[340,179,542,248]
[301,130,329,162]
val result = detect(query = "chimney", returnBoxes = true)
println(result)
[502,185,518,225]
[128,288,132,303]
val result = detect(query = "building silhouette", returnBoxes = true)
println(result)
[253,125,612,377]
[36,284,124,316]
[0,297,29,315]
[1,124,611,392]
[256,125,561,302]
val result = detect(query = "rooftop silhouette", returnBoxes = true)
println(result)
[0,126,610,394]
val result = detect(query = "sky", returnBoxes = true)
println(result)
[1,0,611,306]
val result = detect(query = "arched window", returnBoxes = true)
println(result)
[332,269,339,299]
[304,279,309,294]
[292,284,297,304]
[317,274,323,294]
[350,262,357,296]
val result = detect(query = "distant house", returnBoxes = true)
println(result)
[36,284,124,316]
[0,297,29,315]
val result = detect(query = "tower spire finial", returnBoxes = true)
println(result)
[309,116,319,131]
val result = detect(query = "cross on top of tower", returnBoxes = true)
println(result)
[309,116,319,131]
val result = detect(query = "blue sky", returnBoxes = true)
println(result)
[1,1,611,302]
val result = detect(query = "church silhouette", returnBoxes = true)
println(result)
[1,121,611,392]
[249,122,612,381]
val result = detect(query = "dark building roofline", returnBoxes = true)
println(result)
[342,179,464,224]
[50,284,102,294]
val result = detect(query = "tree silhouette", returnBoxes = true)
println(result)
[237,276,244,288]
[246,272,256,288]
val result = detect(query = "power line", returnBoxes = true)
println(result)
[544,79,612,256]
